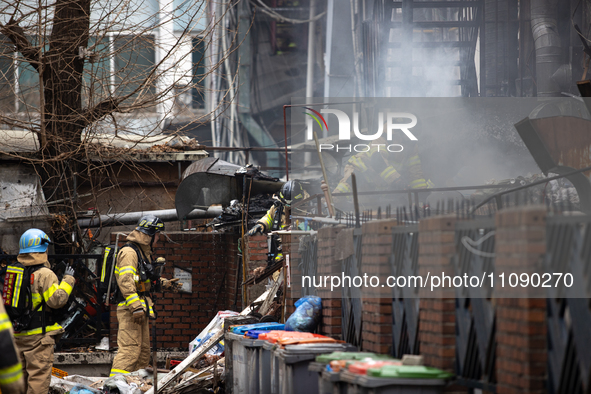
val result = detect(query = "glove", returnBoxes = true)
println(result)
[161,278,181,292]
[64,265,75,277]
[132,308,145,324]
[247,223,264,236]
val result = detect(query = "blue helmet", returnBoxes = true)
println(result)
[19,229,51,254]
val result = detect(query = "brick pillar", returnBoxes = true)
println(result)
[316,227,343,339]
[225,236,242,311]
[244,234,268,304]
[495,207,547,394]
[360,219,397,354]
[417,215,456,371]
[280,233,302,317]
[244,234,268,268]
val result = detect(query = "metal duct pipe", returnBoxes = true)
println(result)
[77,207,223,228]
[531,0,562,97]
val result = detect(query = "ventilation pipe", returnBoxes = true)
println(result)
[77,207,223,228]
[531,0,562,97]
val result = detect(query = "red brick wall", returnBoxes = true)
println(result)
[360,220,398,354]
[417,215,457,371]
[243,234,269,305]
[109,231,239,349]
[495,207,547,394]
[316,227,343,339]
[280,233,303,317]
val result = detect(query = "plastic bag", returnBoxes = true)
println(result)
[68,385,101,394]
[189,310,240,354]
[285,296,322,332]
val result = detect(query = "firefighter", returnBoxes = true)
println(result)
[110,216,179,376]
[247,180,305,236]
[333,140,433,195]
[11,229,76,394]
[246,180,304,269]
[0,295,25,394]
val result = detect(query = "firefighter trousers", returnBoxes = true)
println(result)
[110,306,150,375]
[14,333,55,394]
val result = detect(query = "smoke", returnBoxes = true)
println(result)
[351,3,541,191]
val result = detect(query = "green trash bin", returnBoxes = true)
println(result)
[341,365,452,394]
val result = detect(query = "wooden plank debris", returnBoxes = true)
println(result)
[146,288,274,393]
[143,330,223,394]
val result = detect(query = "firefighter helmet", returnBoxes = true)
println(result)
[19,229,51,254]
[136,215,165,236]
[278,181,304,206]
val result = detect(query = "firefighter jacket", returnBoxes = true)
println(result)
[256,203,290,232]
[12,252,75,337]
[334,145,432,193]
[0,296,24,394]
[115,230,155,318]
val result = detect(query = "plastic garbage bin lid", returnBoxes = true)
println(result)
[245,330,268,339]
[258,331,329,344]
[316,352,390,363]
[348,360,402,375]
[282,343,356,355]
[278,337,337,345]
[231,322,285,335]
[367,365,454,379]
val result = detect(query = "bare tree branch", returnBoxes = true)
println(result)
[0,15,41,71]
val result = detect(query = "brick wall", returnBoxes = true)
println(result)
[495,207,547,394]
[243,234,269,305]
[109,231,239,349]
[280,233,302,317]
[316,227,343,339]
[360,219,398,354]
[417,215,457,371]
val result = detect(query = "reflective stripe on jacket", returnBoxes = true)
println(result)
[0,300,24,389]
[13,253,75,337]
[115,230,155,318]
[256,204,289,232]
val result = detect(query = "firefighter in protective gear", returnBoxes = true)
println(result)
[247,180,305,236]
[12,229,75,394]
[333,139,433,195]
[0,295,25,394]
[110,216,179,377]
[247,181,305,269]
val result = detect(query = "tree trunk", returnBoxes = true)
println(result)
[41,0,91,251]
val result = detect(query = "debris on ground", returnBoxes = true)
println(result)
[189,310,240,355]
[160,358,225,394]
[49,375,104,394]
